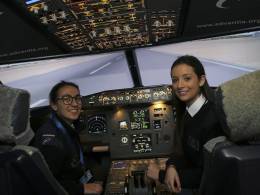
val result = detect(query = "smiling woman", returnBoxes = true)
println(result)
[50,83,82,124]
[171,62,205,106]
[32,81,103,195]
[147,55,224,194]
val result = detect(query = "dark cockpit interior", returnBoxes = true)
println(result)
[1,1,260,195]
[29,84,177,194]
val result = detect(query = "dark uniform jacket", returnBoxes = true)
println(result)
[159,101,223,189]
[33,113,93,195]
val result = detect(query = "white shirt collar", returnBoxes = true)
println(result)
[186,94,207,117]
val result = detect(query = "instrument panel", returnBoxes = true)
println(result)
[83,85,172,106]
[105,158,171,195]
[20,0,183,52]
[80,85,176,159]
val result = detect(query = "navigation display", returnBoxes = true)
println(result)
[87,114,107,134]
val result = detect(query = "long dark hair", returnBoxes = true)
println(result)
[171,55,215,154]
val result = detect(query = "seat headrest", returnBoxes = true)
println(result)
[0,85,34,145]
[215,70,260,142]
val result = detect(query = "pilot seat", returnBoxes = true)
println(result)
[0,85,68,195]
[199,70,260,195]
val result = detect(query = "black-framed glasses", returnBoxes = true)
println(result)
[56,95,82,105]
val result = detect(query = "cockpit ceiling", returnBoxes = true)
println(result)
[0,0,260,64]
[31,0,175,50]
[15,0,181,51]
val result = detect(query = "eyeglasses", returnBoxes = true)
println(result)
[56,95,82,105]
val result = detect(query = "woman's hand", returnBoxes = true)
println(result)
[83,183,103,194]
[164,165,181,193]
[147,162,160,181]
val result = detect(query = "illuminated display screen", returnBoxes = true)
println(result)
[129,109,150,130]
[132,133,152,153]
[87,114,107,134]
[119,121,128,130]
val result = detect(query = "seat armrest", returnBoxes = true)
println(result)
[13,145,69,195]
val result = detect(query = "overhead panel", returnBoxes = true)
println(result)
[1,0,260,64]
[17,0,183,52]
[146,0,183,43]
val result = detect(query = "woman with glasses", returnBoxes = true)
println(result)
[147,55,224,194]
[33,81,103,195]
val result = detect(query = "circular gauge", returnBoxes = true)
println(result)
[87,114,107,134]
